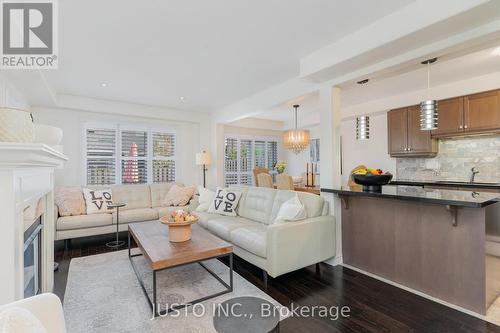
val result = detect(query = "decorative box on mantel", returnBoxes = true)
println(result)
[0,143,67,305]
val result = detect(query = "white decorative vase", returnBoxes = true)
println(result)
[33,124,63,145]
[0,108,34,142]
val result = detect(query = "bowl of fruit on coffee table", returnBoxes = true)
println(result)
[160,210,199,242]
[352,168,393,192]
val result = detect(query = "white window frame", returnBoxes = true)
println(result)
[83,122,177,185]
[224,134,279,186]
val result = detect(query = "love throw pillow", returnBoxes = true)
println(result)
[208,187,241,216]
[83,188,113,215]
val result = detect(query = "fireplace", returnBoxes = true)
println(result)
[24,217,43,298]
[0,143,67,305]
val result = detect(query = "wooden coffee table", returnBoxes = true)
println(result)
[128,221,233,317]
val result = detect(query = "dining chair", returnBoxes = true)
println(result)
[276,173,294,190]
[253,167,269,186]
[257,173,273,188]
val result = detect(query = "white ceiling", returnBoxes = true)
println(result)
[40,0,414,112]
[254,44,500,126]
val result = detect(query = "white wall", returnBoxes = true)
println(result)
[0,73,30,109]
[282,113,396,186]
[33,106,205,187]
[340,112,396,184]
[284,125,320,178]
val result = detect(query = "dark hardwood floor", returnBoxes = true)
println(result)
[55,233,500,333]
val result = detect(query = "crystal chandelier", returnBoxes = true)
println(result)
[283,104,310,154]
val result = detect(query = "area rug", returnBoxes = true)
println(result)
[63,250,286,333]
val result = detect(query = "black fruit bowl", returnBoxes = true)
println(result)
[352,174,393,192]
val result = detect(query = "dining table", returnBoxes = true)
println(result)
[274,183,321,195]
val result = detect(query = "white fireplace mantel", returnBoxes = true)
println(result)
[0,143,67,305]
[0,143,67,167]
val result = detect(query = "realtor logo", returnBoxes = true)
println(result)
[1,0,58,68]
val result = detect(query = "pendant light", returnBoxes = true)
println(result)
[283,104,310,154]
[356,116,370,140]
[355,79,370,140]
[420,58,438,130]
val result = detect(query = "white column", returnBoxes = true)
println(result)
[319,86,343,266]
[208,122,225,189]
[0,170,19,304]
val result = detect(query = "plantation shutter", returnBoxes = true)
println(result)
[267,141,278,169]
[240,139,253,185]
[86,128,116,185]
[254,140,266,167]
[152,132,176,182]
[224,137,238,186]
[121,130,148,184]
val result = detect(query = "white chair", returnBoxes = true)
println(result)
[0,293,66,333]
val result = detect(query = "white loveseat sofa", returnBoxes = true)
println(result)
[55,183,197,241]
[194,186,336,279]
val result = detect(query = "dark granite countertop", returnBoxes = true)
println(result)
[390,180,500,189]
[321,185,500,208]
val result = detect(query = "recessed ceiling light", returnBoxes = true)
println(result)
[100,82,107,87]
[179,96,185,100]
[493,47,500,56]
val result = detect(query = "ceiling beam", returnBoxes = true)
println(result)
[300,0,495,82]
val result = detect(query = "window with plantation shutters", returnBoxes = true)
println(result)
[224,136,278,186]
[86,128,116,185]
[85,125,176,185]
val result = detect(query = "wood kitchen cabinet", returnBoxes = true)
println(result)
[431,97,464,136]
[431,90,500,137]
[387,107,408,155]
[388,106,437,157]
[464,90,500,132]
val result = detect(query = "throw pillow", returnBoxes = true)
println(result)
[162,185,196,207]
[208,187,242,217]
[0,306,47,333]
[55,187,86,216]
[82,188,113,215]
[195,186,215,212]
[274,194,306,222]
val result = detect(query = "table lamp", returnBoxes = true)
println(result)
[196,151,212,187]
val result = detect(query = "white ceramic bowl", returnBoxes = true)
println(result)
[33,124,63,145]
[292,176,303,184]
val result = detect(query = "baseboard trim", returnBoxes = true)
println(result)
[486,240,500,257]
[323,255,343,267]
[342,263,487,322]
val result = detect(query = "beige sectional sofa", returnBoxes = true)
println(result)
[55,183,336,281]
[194,186,336,279]
[55,183,197,241]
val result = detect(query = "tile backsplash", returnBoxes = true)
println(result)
[397,135,500,183]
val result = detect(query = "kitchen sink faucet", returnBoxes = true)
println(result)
[470,167,479,183]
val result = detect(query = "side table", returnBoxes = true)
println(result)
[106,203,126,248]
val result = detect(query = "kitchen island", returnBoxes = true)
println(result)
[321,185,500,315]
